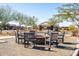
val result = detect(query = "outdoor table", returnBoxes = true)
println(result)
[35,35,49,40]
[34,34,52,50]
[23,31,59,50]
[34,34,49,45]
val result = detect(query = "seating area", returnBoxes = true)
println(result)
[15,30,65,51]
[0,3,79,56]
[0,31,77,56]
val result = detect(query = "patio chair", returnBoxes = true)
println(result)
[24,32,36,48]
[15,31,24,44]
[38,32,59,50]
[15,31,18,43]
[50,32,59,47]
[58,32,65,43]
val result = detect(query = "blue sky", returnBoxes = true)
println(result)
[0,3,64,24]
[0,3,73,26]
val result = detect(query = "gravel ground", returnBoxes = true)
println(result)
[0,35,77,56]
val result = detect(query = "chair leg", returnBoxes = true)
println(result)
[56,40,59,47]
[48,48,51,51]
[15,33,17,43]
[21,39,22,43]
[18,39,19,44]
[33,43,35,47]
[16,38,18,43]
[62,38,64,43]
[15,36,18,43]
[48,44,51,51]
[24,41,30,48]
[24,42,29,48]
[22,39,25,44]
[48,41,51,51]
[56,43,58,47]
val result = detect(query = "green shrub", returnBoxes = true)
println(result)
[68,25,78,36]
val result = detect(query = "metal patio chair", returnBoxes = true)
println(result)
[24,32,36,48]
[15,31,24,44]
[58,32,65,43]
[49,32,59,48]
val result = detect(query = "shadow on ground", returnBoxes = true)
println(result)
[63,42,77,45]
[56,45,76,50]
[32,42,77,51]
[32,46,57,52]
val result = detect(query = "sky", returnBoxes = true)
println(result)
[0,3,65,24]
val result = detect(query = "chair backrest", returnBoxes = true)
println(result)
[50,32,58,41]
[17,31,24,38]
[24,32,36,41]
[58,31,65,39]
[29,32,36,39]
[24,32,29,41]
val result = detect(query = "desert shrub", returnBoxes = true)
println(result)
[68,25,78,36]
[68,25,75,31]
[0,30,16,36]
[72,29,78,36]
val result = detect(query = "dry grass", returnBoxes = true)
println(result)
[0,30,15,36]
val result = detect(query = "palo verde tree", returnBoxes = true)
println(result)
[48,15,63,27]
[49,3,79,26]
[0,5,15,30]
[12,11,26,26]
[56,3,79,25]
[25,16,38,29]
[55,3,79,36]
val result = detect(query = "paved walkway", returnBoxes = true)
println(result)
[0,35,77,56]
[0,36,15,43]
[0,36,15,39]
